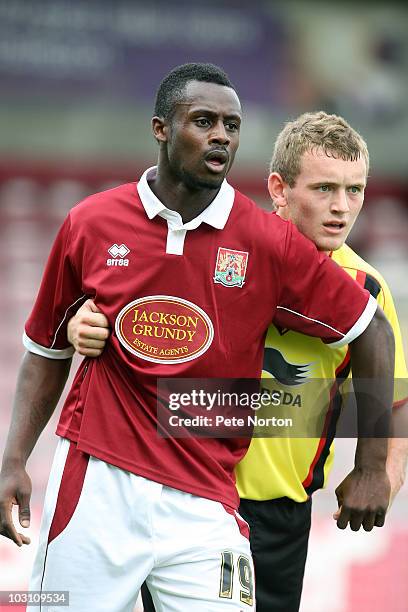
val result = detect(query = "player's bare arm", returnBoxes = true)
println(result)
[0,353,71,546]
[386,403,408,507]
[335,305,394,531]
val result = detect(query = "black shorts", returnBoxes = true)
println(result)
[141,496,311,612]
[239,496,312,612]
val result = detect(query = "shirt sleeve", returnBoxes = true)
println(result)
[23,215,87,359]
[273,221,377,348]
[375,277,408,406]
[339,270,408,407]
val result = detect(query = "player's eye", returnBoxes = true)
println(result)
[348,186,361,194]
[225,121,239,132]
[195,118,211,127]
[318,185,330,192]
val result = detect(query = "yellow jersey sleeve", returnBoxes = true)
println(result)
[379,278,408,405]
[341,250,408,405]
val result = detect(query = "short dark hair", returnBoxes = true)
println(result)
[154,63,236,119]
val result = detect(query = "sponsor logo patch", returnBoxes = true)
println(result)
[214,247,248,288]
[115,295,214,364]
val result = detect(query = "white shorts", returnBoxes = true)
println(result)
[29,438,255,611]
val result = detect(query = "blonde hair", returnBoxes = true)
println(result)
[270,111,369,186]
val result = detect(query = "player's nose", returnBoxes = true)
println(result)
[209,121,230,146]
[331,190,350,213]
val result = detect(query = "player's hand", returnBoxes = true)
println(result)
[0,466,32,546]
[67,299,110,357]
[333,467,390,531]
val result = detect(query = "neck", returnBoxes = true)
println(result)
[150,164,221,224]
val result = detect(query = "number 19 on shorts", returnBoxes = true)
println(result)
[219,551,254,607]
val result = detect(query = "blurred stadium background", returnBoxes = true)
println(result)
[0,1,407,610]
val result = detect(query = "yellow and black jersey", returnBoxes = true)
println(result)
[236,243,408,502]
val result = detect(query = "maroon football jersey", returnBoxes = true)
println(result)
[24,169,376,509]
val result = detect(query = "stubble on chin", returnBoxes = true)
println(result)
[180,168,224,191]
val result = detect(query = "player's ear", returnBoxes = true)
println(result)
[152,116,169,144]
[268,172,289,212]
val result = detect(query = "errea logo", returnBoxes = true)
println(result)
[107,244,130,267]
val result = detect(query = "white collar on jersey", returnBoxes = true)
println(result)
[137,166,235,230]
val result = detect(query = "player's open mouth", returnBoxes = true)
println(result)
[323,221,345,233]
[204,150,228,172]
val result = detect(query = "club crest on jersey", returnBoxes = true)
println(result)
[214,247,248,288]
[107,244,130,267]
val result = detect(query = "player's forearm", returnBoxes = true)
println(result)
[387,402,408,502]
[350,307,395,470]
[387,438,408,486]
[1,352,71,469]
